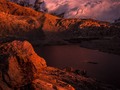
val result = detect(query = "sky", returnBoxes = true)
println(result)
[25,0,120,22]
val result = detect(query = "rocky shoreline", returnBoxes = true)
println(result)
[0,40,119,90]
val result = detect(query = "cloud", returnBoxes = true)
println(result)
[44,0,120,22]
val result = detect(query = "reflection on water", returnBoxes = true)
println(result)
[35,45,120,87]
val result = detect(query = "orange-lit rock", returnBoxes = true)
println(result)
[0,40,117,90]
[31,79,75,90]
[0,0,41,17]
[0,40,75,90]
[79,19,109,29]
[0,40,46,88]
[0,0,111,40]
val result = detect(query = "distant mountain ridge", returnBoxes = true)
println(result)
[0,0,119,42]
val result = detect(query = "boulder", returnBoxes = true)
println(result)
[0,40,46,88]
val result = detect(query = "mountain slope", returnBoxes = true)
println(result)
[0,0,41,16]
[0,0,119,43]
[0,0,60,41]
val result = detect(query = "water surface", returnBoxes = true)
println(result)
[36,45,120,87]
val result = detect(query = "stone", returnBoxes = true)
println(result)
[0,40,46,88]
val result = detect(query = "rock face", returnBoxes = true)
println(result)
[0,0,59,42]
[0,40,75,90]
[0,40,46,88]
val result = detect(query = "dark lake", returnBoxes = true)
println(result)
[35,45,120,88]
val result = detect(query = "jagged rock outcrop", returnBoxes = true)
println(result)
[0,40,75,90]
[0,40,46,89]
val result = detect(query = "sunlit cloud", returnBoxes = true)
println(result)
[12,0,120,22]
[43,0,120,22]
